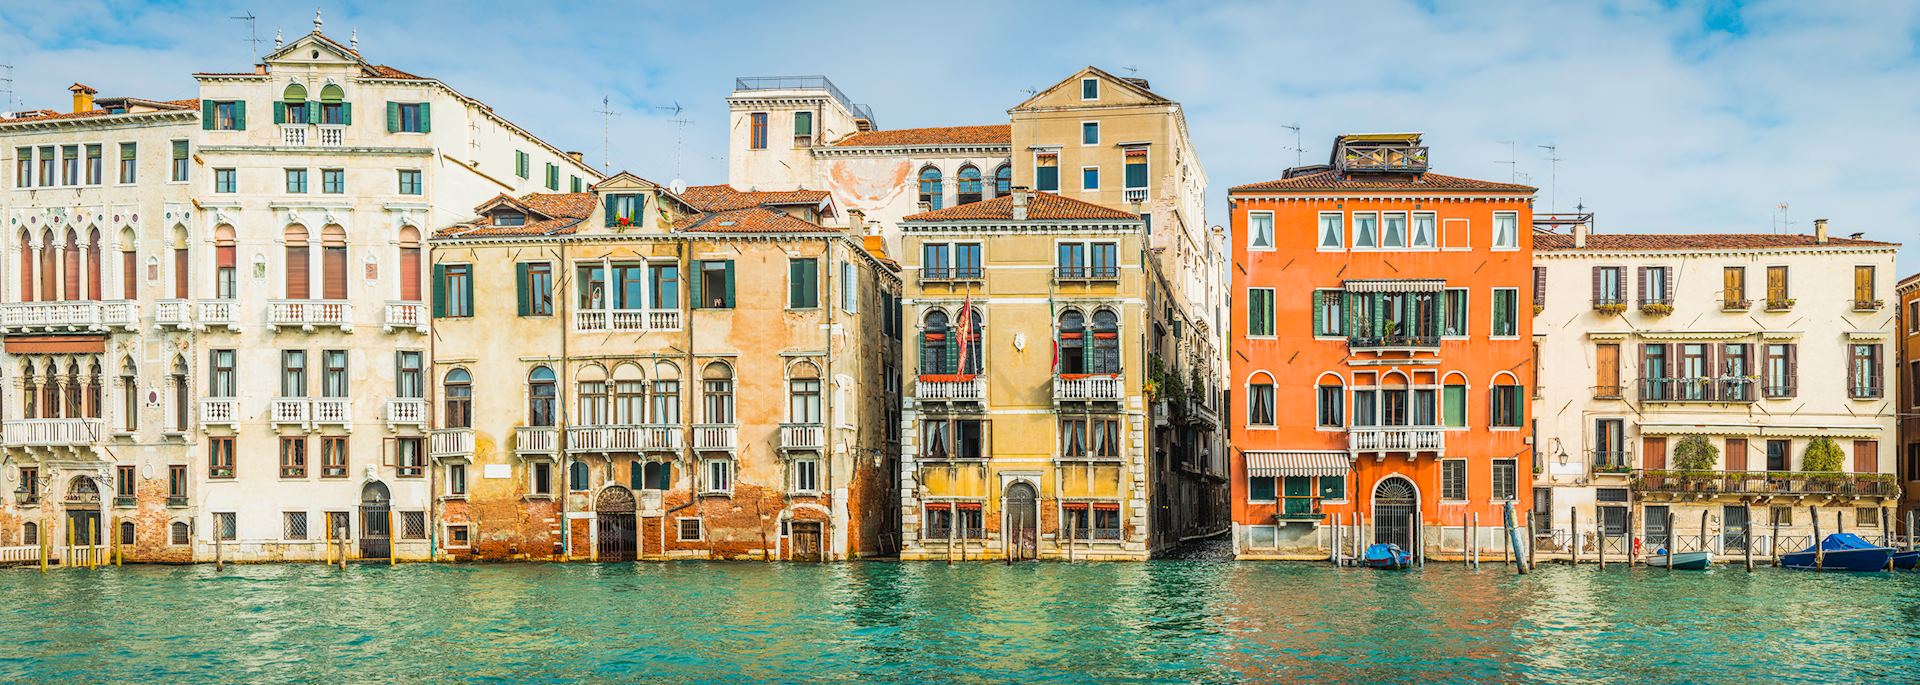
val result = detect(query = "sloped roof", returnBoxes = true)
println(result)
[436,192,597,238]
[902,192,1139,222]
[680,184,831,212]
[1,98,197,124]
[676,207,837,234]
[1231,169,1535,193]
[827,124,1011,148]
[1536,232,1899,251]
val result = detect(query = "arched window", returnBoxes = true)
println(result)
[917,166,943,210]
[568,460,590,492]
[641,461,671,491]
[1090,309,1120,375]
[702,362,734,424]
[650,362,681,425]
[87,359,102,419]
[87,228,101,301]
[613,363,644,425]
[119,356,137,432]
[119,520,135,546]
[63,229,79,301]
[788,362,822,425]
[919,310,949,375]
[956,165,982,205]
[994,164,1012,196]
[321,225,347,300]
[118,227,137,300]
[21,362,37,419]
[39,229,56,303]
[18,229,35,302]
[284,225,310,299]
[169,226,188,300]
[1315,373,1345,428]
[1247,371,1277,426]
[65,360,82,418]
[170,521,189,546]
[398,226,422,302]
[170,355,188,431]
[1058,310,1087,375]
[577,364,609,426]
[528,366,557,427]
[282,82,310,124]
[23,522,39,547]
[214,224,237,300]
[318,83,346,125]
[443,369,472,428]
[41,360,58,419]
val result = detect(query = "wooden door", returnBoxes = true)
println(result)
[1643,437,1667,471]
[790,521,823,562]
[1596,344,1620,395]
[1726,438,1748,472]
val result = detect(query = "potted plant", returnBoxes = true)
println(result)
[1594,301,1627,315]
[1639,302,1674,316]
[1672,435,1718,490]
[1802,436,1845,490]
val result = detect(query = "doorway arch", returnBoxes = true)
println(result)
[359,481,392,560]
[1004,481,1038,561]
[1372,476,1418,552]
[596,486,638,562]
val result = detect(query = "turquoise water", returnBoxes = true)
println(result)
[2,561,1917,684]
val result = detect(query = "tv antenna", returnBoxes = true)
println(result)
[593,96,619,173]
[1537,143,1562,212]
[1122,66,1139,76]
[232,12,263,62]
[0,63,15,114]
[1496,140,1518,183]
[1280,123,1303,167]
[654,101,683,117]
[1775,202,1789,234]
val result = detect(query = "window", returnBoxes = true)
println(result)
[604,193,644,228]
[917,167,942,210]
[529,462,553,496]
[1317,382,1344,427]
[1724,267,1747,307]
[443,369,472,428]
[1248,476,1277,503]
[61,144,79,185]
[1081,77,1099,100]
[1849,343,1882,399]
[214,512,237,542]
[956,166,982,205]
[320,436,348,478]
[571,176,582,193]
[208,349,237,398]
[322,351,347,398]
[1492,212,1518,249]
[694,260,733,308]
[280,350,308,397]
[283,512,309,541]
[528,367,557,427]
[1353,212,1378,249]
[651,378,681,424]
[117,143,136,184]
[1639,266,1672,304]
[516,262,553,316]
[1532,267,1547,311]
[793,111,814,145]
[447,463,468,496]
[788,258,819,309]
[1594,343,1621,397]
[1313,212,1340,249]
[1081,166,1099,191]
[1854,266,1877,307]
[1442,288,1468,337]
[280,437,307,478]
[994,164,1012,195]
[1766,439,1789,471]
[1081,121,1099,145]
[789,379,822,424]
[1247,288,1274,337]
[397,169,422,195]
[397,437,424,478]
[703,364,735,424]
[213,168,236,193]
[545,163,558,191]
[207,100,245,130]
[1381,212,1407,249]
[166,521,187,545]
[1035,153,1058,192]
[1248,380,1275,426]
[1764,343,1796,397]
[1492,460,1517,501]
[840,262,858,313]
[168,465,186,499]
[116,465,135,500]
[678,518,704,541]
[1491,381,1523,427]
[390,102,428,133]
[1441,460,1467,500]
[1491,288,1518,337]
[792,458,820,494]
[1593,266,1624,306]
[704,458,734,494]
[1410,212,1436,249]
[515,150,530,179]
[435,264,473,318]
[569,460,590,491]
[395,351,424,399]
[1766,265,1790,306]
[170,140,189,182]
[749,112,768,149]
[14,146,29,188]
[651,263,678,309]
[285,168,307,193]
[37,145,52,186]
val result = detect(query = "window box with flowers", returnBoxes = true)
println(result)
[1593,301,1627,315]
[1852,298,1884,312]
[1638,302,1673,316]
[1764,298,1795,311]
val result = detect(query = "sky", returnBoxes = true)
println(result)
[2,0,1916,271]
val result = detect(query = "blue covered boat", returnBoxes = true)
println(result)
[1892,550,1919,571]
[1781,533,1895,572]
[1647,548,1712,570]
[1362,543,1411,569]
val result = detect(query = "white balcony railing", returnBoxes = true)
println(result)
[317,125,345,147]
[693,424,737,451]
[1123,188,1148,204]
[312,398,351,428]
[271,398,312,426]
[568,424,683,452]
[280,125,308,146]
[573,309,682,333]
[100,300,138,330]
[1,418,105,448]
[197,299,240,331]
[780,423,825,451]
[1,301,104,333]
[154,299,193,330]
[200,398,239,427]
[430,428,474,459]
[1347,427,1446,453]
[385,399,425,428]
[1054,374,1125,402]
[267,300,353,332]
[383,301,428,333]
[515,426,558,456]
[915,375,986,402]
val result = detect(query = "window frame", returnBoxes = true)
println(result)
[1440,459,1468,502]
[1080,121,1099,146]
[1315,211,1343,251]
[1491,211,1519,250]
[1246,287,1275,338]
[1490,287,1520,338]
[1248,210,1276,251]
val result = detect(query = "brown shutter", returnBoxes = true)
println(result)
[39,243,55,302]
[1636,267,1649,305]
[323,246,347,299]
[172,248,188,299]
[63,236,80,300]
[1533,266,1546,307]
[400,247,422,301]
[286,246,310,299]
[1785,344,1797,397]
[1591,266,1602,303]
[217,245,236,269]
[87,239,101,300]
[1596,344,1619,392]
[19,238,33,302]
[1661,267,1674,300]
[1854,441,1877,474]
[1643,437,1667,471]
[1726,438,1747,472]
[121,250,137,300]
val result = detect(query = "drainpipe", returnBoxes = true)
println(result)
[555,241,571,560]
[426,247,438,561]
[658,237,696,559]
[822,234,836,561]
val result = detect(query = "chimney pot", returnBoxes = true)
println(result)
[847,209,866,234]
[566,151,584,162]
[1572,221,1588,248]
[68,83,97,114]
[1011,186,1031,221]
[1814,218,1829,244]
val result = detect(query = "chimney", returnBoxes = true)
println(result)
[1011,186,1031,221]
[1572,220,1588,248]
[1814,218,1829,244]
[847,209,866,234]
[566,151,584,163]
[69,83,97,113]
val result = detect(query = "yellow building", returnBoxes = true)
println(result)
[427,172,901,561]
[899,188,1159,560]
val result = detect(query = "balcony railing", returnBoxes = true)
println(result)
[1123,188,1148,204]
[100,300,138,330]
[572,309,682,332]
[919,267,984,284]
[1054,374,1124,402]
[383,301,428,333]
[200,398,239,427]
[155,299,193,330]
[1849,379,1883,400]
[312,398,351,427]
[780,423,825,451]
[915,375,986,402]
[271,398,312,426]
[568,424,682,452]
[280,125,307,146]
[1348,334,1441,351]
[198,299,240,331]
[693,424,737,451]
[1180,395,1219,428]
[1,301,103,333]
[1639,377,1756,403]
[515,426,558,457]
[1,419,105,448]
[267,300,353,332]
[1347,427,1445,453]
[1054,265,1120,282]
[1588,449,1631,473]
[429,428,474,459]
[1631,469,1900,498]
[317,125,345,147]
[385,399,425,428]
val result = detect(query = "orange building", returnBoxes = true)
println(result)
[1228,134,1536,560]
[1899,273,1920,524]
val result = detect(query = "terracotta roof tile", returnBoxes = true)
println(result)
[367,64,426,80]
[680,184,830,212]
[902,192,1140,222]
[1231,169,1535,193]
[1,98,196,124]
[677,207,836,234]
[827,124,1010,148]
[1536,232,1899,251]
[436,192,597,238]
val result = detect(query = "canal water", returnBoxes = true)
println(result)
[3,560,1917,684]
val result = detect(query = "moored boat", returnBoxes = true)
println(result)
[1892,550,1919,571]
[1362,543,1411,569]
[1647,549,1712,570]
[1781,533,1895,572]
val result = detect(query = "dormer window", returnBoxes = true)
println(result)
[494,212,526,227]
[605,193,644,228]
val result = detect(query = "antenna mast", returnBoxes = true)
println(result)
[1281,123,1303,167]
[654,102,690,182]
[1776,202,1789,234]
[593,96,619,173]
[1496,140,1518,183]
[1537,143,1562,212]
[0,64,15,113]
[232,12,263,62]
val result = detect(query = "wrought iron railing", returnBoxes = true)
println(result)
[1630,469,1900,497]
[1639,377,1756,403]
[1348,333,1441,350]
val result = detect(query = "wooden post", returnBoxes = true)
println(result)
[1810,506,1823,571]
[1524,514,1537,570]
[1625,507,1636,567]
[1570,507,1579,566]
[1698,509,1709,561]
[1413,512,1423,568]
[1597,509,1606,570]
[111,516,120,566]
[389,509,397,567]
[39,527,48,573]
[214,531,223,572]
[1744,503,1754,572]
[67,521,74,569]
[1504,500,1526,575]
[338,525,347,570]
[1771,510,1781,566]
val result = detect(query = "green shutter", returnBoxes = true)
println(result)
[1339,293,1352,336]
[232,101,245,130]
[1443,385,1465,427]
[418,102,431,132]
[386,102,400,133]
[341,102,352,125]
[1370,294,1385,336]
[515,263,530,316]
[308,101,321,125]
[1310,290,1324,336]
[201,100,215,130]
[431,264,447,318]
[722,260,735,308]
[605,194,617,227]
[274,101,286,125]
[789,260,802,308]
[689,260,704,308]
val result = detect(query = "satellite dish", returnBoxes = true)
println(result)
[669,178,687,195]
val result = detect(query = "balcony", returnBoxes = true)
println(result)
[317,125,345,147]
[429,428,474,460]
[1347,334,1441,351]
[693,424,737,451]
[780,423,825,451]
[1588,449,1632,474]
[567,424,682,453]
[1180,396,1219,429]
[1,419,105,449]
[384,301,429,334]
[1123,188,1148,204]
[919,266,985,286]
[915,375,986,403]
[312,398,351,429]
[280,125,308,146]
[200,398,239,427]
[271,398,312,427]
[1,301,103,333]
[1053,265,1120,284]
[154,299,193,330]
[385,399,425,429]
[1849,379,1883,400]
[1639,377,1757,404]
[1347,427,1445,454]
[1054,374,1124,403]
[1631,469,1899,498]
[100,300,138,330]
[572,309,682,332]
[515,426,558,457]
[198,299,240,331]
[267,300,354,332]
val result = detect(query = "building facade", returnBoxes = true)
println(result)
[428,173,901,561]
[1902,272,1920,526]
[1229,134,1538,560]
[1533,218,1901,560]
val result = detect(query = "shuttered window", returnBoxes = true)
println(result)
[323,245,347,299]
[1442,384,1466,427]
[1532,267,1546,311]
[1247,288,1274,337]
[1440,460,1467,500]
[1766,266,1789,304]
[400,247,422,301]
[285,244,309,299]
[172,248,189,299]
[1035,152,1059,192]
[515,262,553,316]
[1723,267,1746,307]
[121,250,137,300]
[515,150,530,179]
[691,260,734,309]
[1853,266,1875,306]
[433,264,473,318]
[1595,343,1620,397]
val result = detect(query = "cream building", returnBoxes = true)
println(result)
[1532,217,1901,560]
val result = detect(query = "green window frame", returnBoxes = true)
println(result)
[1442,383,1467,427]
[433,263,473,318]
[515,262,554,317]
[545,163,558,191]
[1247,288,1275,337]
[1318,475,1346,501]
[1248,476,1276,503]
[1441,288,1468,337]
[387,101,430,133]
[202,100,246,131]
[515,150,530,179]
[1491,288,1518,337]
[690,260,735,309]
[1282,476,1314,516]
[788,258,819,309]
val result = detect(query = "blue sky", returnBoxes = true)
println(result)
[4,0,1916,271]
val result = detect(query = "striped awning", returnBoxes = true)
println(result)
[1245,451,1351,477]
[1639,423,1885,439]
[1342,278,1444,293]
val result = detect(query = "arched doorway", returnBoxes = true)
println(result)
[359,481,392,560]
[66,477,102,547]
[1372,476,1418,552]
[1004,481,1038,561]
[596,486,637,561]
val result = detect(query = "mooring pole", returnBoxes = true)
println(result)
[1570,507,1579,566]
[1744,503,1754,572]
[1504,500,1526,574]
[1811,506,1823,571]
